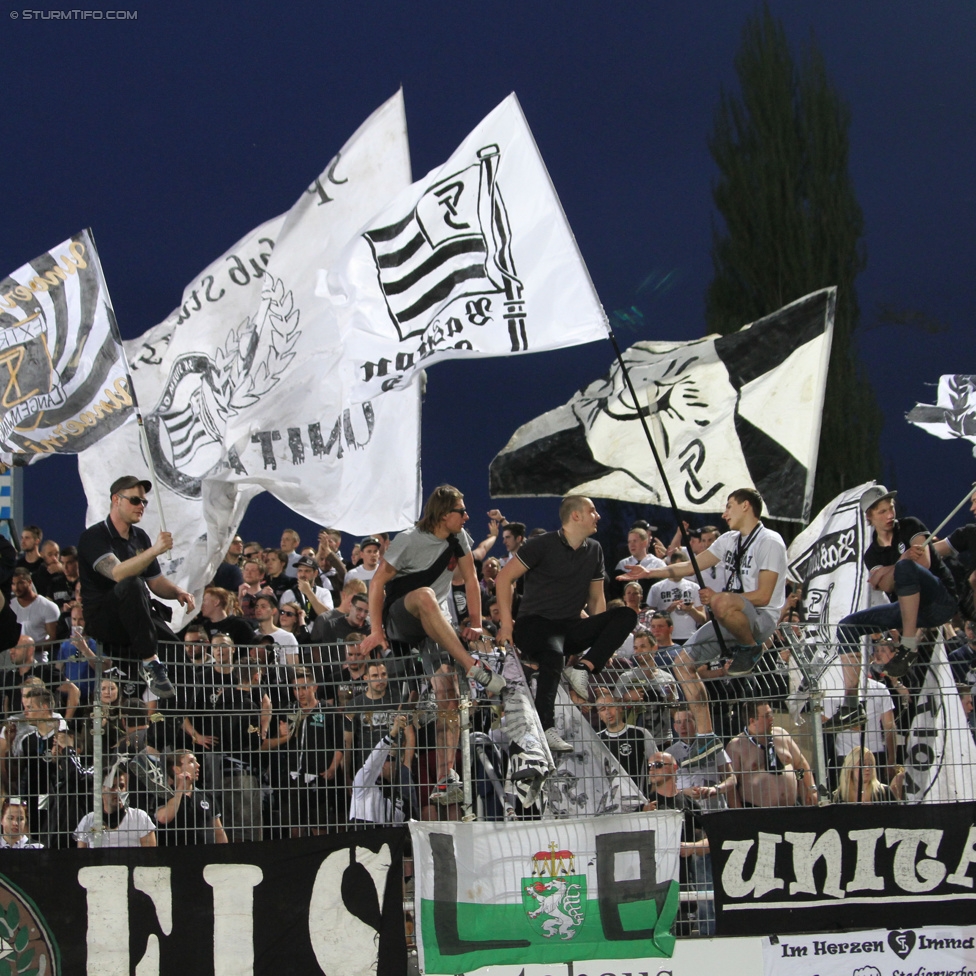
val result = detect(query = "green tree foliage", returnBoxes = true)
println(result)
[706,6,882,515]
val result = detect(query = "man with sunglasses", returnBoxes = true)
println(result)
[78,476,195,700]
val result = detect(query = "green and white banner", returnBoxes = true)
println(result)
[410,811,681,974]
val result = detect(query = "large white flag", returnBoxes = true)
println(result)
[79,93,417,611]
[314,92,608,400]
[491,288,836,523]
[0,230,134,458]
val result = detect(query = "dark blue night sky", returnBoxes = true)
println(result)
[3,2,974,553]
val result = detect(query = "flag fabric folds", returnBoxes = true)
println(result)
[906,374,976,456]
[409,811,681,974]
[0,229,134,458]
[786,481,878,636]
[315,92,608,401]
[78,92,419,612]
[490,288,836,523]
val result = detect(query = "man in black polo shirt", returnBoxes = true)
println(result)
[837,485,957,681]
[77,475,195,699]
[495,495,637,753]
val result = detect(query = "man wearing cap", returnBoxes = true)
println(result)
[77,476,195,699]
[280,556,334,624]
[346,538,382,584]
[835,485,957,690]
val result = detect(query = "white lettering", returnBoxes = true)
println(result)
[947,826,976,888]
[79,865,130,976]
[786,830,844,899]
[309,845,392,973]
[720,833,784,898]
[847,828,886,892]
[203,864,263,976]
[886,828,947,892]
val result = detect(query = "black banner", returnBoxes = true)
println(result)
[703,802,976,936]
[0,828,407,975]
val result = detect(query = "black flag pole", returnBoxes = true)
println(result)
[604,326,730,658]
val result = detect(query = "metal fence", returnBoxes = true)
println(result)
[1,625,974,940]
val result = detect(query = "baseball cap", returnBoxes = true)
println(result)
[110,475,152,496]
[295,555,318,570]
[860,485,897,516]
[360,536,381,550]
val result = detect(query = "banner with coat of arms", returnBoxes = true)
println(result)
[409,811,681,974]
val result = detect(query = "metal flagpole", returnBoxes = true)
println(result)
[923,482,976,546]
[603,326,730,657]
[87,227,168,534]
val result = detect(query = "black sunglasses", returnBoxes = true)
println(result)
[119,495,149,507]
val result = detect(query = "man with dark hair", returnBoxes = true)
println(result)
[346,538,382,584]
[726,700,818,808]
[619,488,787,736]
[496,495,637,753]
[309,593,369,652]
[499,522,526,567]
[10,569,59,650]
[154,750,228,845]
[16,527,45,585]
[281,556,334,623]
[77,476,194,700]
[211,535,244,592]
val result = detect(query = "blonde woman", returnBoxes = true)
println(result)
[834,747,896,804]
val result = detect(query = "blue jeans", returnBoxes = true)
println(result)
[837,560,957,647]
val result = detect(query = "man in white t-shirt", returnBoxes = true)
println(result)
[10,569,59,655]
[280,556,334,623]
[614,527,666,577]
[619,488,787,735]
[647,570,703,642]
[346,538,382,584]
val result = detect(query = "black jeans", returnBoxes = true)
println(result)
[85,575,172,663]
[514,606,637,729]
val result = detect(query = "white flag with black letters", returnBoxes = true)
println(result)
[78,92,417,614]
[315,92,608,400]
[490,288,835,523]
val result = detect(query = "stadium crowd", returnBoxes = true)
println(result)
[0,475,973,890]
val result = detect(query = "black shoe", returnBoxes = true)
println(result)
[141,660,176,699]
[884,644,918,679]
[726,645,763,677]
[822,702,866,732]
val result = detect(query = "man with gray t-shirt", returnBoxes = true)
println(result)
[361,485,504,805]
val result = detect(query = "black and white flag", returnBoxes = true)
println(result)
[906,374,976,455]
[0,229,134,459]
[315,92,608,400]
[490,288,835,522]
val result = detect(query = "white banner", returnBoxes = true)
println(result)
[410,811,681,974]
[78,93,418,617]
[764,925,976,976]
[315,92,608,401]
[904,640,976,802]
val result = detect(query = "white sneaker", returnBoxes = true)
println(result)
[545,727,574,753]
[429,769,464,805]
[468,662,506,694]
[562,665,590,698]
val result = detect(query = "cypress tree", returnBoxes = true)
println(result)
[706,6,882,514]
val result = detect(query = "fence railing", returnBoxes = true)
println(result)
[1,627,973,939]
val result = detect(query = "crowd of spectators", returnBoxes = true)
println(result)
[0,479,972,869]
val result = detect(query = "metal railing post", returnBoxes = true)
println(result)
[90,646,105,847]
